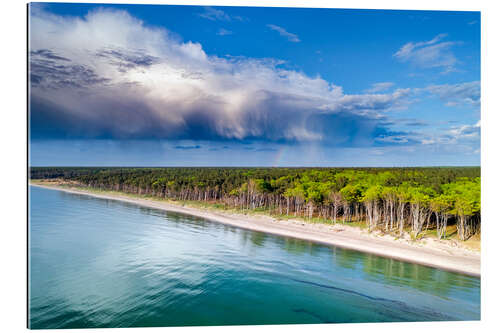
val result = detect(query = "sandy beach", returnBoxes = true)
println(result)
[30,183,481,277]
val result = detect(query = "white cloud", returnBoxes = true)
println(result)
[394,34,447,58]
[266,24,300,43]
[198,7,246,22]
[448,121,481,139]
[394,34,461,73]
[217,28,233,36]
[318,88,412,114]
[198,7,230,21]
[417,120,480,149]
[364,82,394,93]
[424,81,480,108]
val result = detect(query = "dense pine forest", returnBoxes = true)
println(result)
[31,167,481,241]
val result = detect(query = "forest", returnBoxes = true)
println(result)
[30,167,481,241]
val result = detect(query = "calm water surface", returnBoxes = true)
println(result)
[28,186,480,328]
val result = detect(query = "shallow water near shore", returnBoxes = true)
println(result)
[28,186,480,328]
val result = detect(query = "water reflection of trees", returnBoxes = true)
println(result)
[250,232,267,247]
[333,247,363,270]
[240,230,268,247]
[240,233,325,256]
[280,237,321,256]
[359,253,478,296]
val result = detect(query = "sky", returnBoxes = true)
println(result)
[28,2,480,166]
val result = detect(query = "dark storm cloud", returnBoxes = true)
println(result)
[30,87,412,147]
[30,93,168,140]
[29,7,422,149]
[175,145,202,150]
[405,121,428,127]
[30,49,71,62]
[95,48,160,72]
[30,50,110,89]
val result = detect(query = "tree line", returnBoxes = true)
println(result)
[31,167,480,240]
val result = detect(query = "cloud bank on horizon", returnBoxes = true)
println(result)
[29,4,480,166]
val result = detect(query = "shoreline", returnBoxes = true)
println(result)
[29,183,481,277]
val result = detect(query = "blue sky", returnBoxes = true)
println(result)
[29,3,480,166]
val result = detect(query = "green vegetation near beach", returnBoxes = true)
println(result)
[31,167,480,242]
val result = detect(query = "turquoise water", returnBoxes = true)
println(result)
[28,186,480,329]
